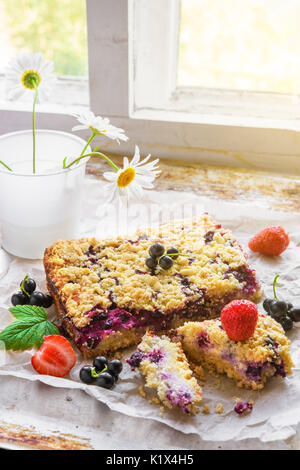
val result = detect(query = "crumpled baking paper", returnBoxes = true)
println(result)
[0,178,300,443]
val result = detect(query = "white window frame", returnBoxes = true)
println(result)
[1,0,300,174]
[132,0,300,122]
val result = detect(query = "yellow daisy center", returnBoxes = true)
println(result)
[90,126,106,135]
[117,168,136,188]
[21,70,41,90]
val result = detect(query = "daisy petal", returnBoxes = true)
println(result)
[103,171,118,182]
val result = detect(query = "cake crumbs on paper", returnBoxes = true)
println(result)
[191,364,206,382]
[202,404,210,414]
[213,378,221,390]
[234,396,255,406]
[138,386,146,398]
[215,403,225,414]
[233,398,254,416]
[149,397,160,405]
[159,406,165,416]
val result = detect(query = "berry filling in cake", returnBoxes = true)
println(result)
[176,314,293,390]
[127,332,202,414]
[44,214,262,357]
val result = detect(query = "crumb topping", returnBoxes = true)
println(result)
[44,215,262,328]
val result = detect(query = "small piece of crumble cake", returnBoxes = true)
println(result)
[215,403,225,414]
[234,401,253,415]
[176,314,294,390]
[44,214,262,357]
[127,332,202,414]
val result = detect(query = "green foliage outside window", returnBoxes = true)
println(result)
[1,0,88,77]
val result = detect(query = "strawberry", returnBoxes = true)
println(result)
[221,300,258,341]
[248,226,289,256]
[31,335,76,377]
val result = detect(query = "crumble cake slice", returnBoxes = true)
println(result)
[44,214,262,357]
[176,314,293,390]
[127,332,202,414]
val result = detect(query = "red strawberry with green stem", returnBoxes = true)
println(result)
[221,299,258,341]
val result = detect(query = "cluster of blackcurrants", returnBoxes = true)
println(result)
[263,275,300,332]
[263,299,300,331]
[145,243,180,272]
[11,276,53,309]
[80,356,123,389]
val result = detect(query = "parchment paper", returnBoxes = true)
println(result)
[0,178,300,443]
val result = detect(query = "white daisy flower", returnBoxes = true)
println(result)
[5,51,55,101]
[72,111,128,143]
[103,145,160,203]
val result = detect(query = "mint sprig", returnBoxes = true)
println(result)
[0,305,60,351]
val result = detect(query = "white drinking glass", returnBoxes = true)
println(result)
[0,130,91,259]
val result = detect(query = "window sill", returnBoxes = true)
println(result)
[0,75,89,114]
[131,108,300,132]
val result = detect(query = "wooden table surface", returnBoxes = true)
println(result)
[87,155,300,214]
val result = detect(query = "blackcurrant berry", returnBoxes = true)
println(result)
[95,372,115,389]
[42,294,53,308]
[11,292,29,306]
[280,317,293,332]
[79,365,95,384]
[107,359,123,377]
[149,243,165,258]
[287,308,300,322]
[263,298,273,313]
[145,257,158,269]
[270,300,288,315]
[287,302,294,311]
[270,310,285,322]
[166,247,179,259]
[29,291,46,307]
[21,277,36,295]
[93,356,108,372]
[159,256,173,270]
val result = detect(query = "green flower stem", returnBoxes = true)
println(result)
[64,151,119,172]
[32,85,39,174]
[0,160,12,172]
[80,131,96,159]
[273,274,280,300]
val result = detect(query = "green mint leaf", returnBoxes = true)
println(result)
[0,318,41,351]
[9,305,47,321]
[0,316,60,351]
[36,321,60,346]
